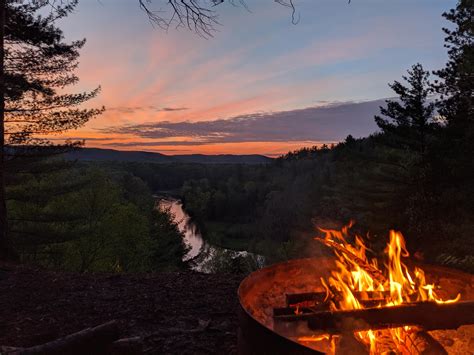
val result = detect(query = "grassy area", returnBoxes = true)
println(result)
[204,221,255,251]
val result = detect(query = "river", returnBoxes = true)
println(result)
[158,197,264,273]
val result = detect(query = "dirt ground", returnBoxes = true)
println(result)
[0,263,243,354]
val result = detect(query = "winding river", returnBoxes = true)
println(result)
[158,197,264,273]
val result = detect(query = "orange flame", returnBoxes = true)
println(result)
[300,224,460,354]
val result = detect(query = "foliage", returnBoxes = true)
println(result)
[147,207,189,271]
[0,0,104,260]
[8,162,187,272]
[433,0,473,127]
[169,3,474,272]
[375,63,436,156]
[2,2,472,274]
[4,0,103,147]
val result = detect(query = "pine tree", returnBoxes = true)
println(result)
[431,0,473,183]
[375,63,436,159]
[4,1,103,147]
[370,64,439,248]
[428,0,474,263]
[433,0,473,127]
[0,0,103,259]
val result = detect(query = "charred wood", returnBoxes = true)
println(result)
[305,301,474,332]
[406,330,448,355]
[275,299,387,317]
[274,301,474,333]
[286,291,391,306]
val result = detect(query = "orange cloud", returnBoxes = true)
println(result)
[54,0,446,155]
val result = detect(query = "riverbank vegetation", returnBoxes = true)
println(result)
[7,161,188,272]
[0,1,188,272]
[165,2,474,272]
[0,2,472,275]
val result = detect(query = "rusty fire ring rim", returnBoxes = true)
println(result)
[237,258,333,354]
[237,257,474,354]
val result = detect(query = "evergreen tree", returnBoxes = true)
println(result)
[431,0,473,187]
[0,1,103,258]
[433,0,473,127]
[375,63,436,158]
[369,64,438,247]
[4,1,103,147]
[429,0,474,264]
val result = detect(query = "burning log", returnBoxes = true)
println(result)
[240,225,474,354]
[275,299,388,319]
[314,237,385,283]
[238,256,474,355]
[274,300,474,329]
[274,306,327,316]
[405,331,448,355]
[274,301,463,353]
[292,301,474,333]
[286,291,391,307]
[286,292,327,305]
[335,333,369,355]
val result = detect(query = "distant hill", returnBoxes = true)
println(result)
[65,148,272,164]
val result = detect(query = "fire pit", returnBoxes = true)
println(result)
[238,228,474,354]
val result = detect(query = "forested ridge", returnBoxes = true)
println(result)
[0,1,187,272]
[0,1,472,275]
[1,1,472,354]
[8,163,188,272]
[174,2,473,271]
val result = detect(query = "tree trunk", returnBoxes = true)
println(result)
[0,0,13,260]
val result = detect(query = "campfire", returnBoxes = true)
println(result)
[238,224,474,354]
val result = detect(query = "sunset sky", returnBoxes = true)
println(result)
[57,0,455,156]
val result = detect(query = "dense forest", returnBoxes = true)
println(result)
[0,1,472,275]
[0,0,187,272]
[172,3,473,272]
[1,2,472,354]
[7,159,187,272]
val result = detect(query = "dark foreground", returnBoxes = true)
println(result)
[0,264,243,354]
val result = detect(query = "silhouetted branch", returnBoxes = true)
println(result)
[137,0,318,37]
[274,0,299,25]
[138,0,220,37]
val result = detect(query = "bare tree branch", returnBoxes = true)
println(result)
[138,0,221,38]
[137,0,322,37]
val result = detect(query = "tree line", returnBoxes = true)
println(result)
[179,1,474,271]
[0,1,187,270]
[9,162,188,271]
[0,1,471,273]
[0,0,330,261]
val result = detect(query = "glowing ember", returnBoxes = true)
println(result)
[300,222,461,354]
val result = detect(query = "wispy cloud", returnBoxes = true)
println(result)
[160,107,189,112]
[108,106,188,114]
[58,0,453,155]
[99,99,382,145]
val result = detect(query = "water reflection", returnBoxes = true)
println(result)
[159,198,203,261]
[158,197,265,273]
